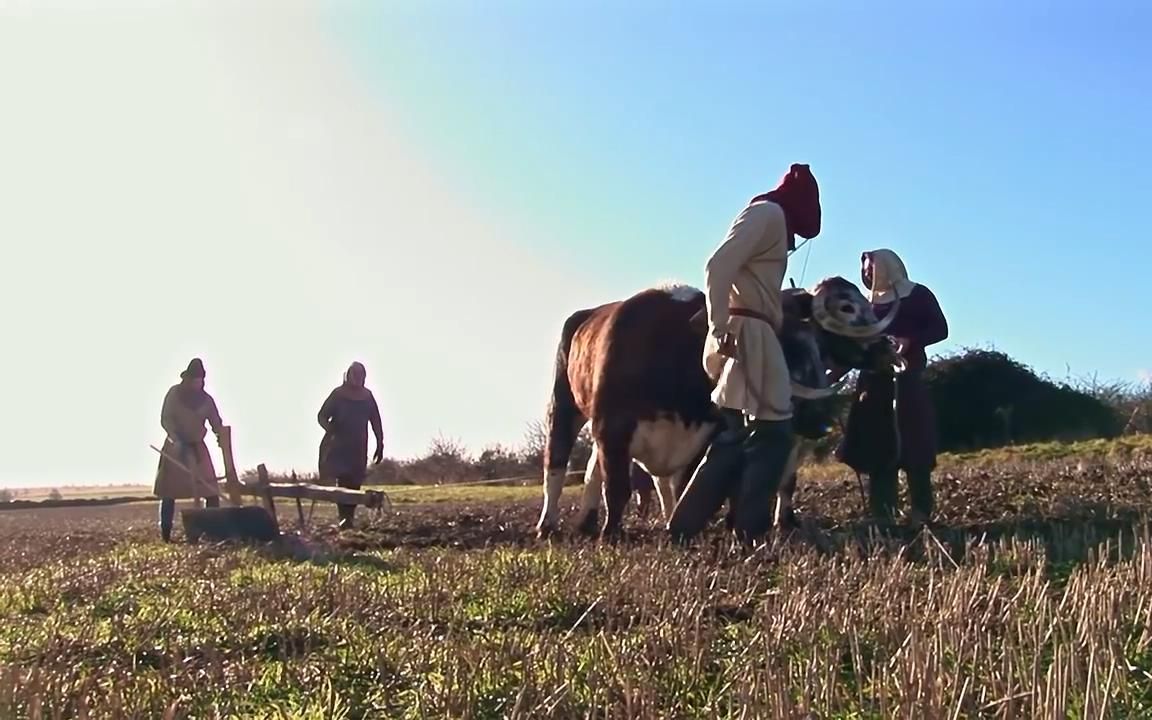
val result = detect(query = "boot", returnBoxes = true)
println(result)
[335,474,361,530]
[730,418,794,546]
[905,468,935,527]
[337,504,355,530]
[158,499,175,543]
[867,467,899,526]
[667,410,746,544]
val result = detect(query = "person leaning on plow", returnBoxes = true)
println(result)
[153,358,226,542]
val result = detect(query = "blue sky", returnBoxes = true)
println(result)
[1,1,1149,487]
[329,0,1151,375]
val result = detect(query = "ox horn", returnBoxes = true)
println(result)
[811,287,901,339]
[790,378,847,400]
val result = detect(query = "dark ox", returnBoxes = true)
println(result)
[535,276,902,540]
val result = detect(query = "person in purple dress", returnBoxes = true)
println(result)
[836,248,949,526]
[317,362,384,530]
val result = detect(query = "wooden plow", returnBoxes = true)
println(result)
[151,425,391,544]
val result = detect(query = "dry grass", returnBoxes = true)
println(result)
[3,449,1152,718]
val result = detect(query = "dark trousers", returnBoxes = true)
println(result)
[668,408,794,546]
[867,467,934,522]
[159,496,219,541]
[336,474,364,528]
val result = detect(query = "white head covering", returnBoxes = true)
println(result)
[865,248,917,305]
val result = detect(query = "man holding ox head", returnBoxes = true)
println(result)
[668,163,823,545]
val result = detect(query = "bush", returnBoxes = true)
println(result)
[924,348,1120,452]
[1070,374,1152,436]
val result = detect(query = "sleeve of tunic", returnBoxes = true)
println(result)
[160,387,183,442]
[317,390,338,432]
[893,286,949,355]
[916,286,949,347]
[204,394,224,435]
[368,392,384,447]
[704,201,783,337]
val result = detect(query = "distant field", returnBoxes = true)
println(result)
[2,482,542,507]
[3,484,155,502]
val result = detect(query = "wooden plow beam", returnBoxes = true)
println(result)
[239,463,392,531]
[156,425,391,544]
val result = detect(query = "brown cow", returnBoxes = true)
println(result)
[535,277,902,540]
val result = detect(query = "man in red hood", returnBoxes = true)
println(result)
[669,163,822,545]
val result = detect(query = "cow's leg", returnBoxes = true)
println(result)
[597,432,636,542]
[574,442,603,537]
[536,413,587,538]
[653,475,679,524]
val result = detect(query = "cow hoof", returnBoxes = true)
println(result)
[775,510,799,534]
[598,523,625,545]
[599,532,622,546]
[574,509,600,537]
[535,522,559,540]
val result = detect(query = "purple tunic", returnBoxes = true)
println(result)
[317,388,383,483]
[835,283,949,474]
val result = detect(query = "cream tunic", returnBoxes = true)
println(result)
[702,199,793,421]
[153,384,223,499]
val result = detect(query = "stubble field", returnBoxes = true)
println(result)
[3,438,1152,719]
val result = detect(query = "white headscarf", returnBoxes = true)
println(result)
[865,248,917,305]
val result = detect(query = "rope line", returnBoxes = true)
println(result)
[374,469,586,493]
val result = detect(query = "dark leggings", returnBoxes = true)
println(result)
[336,474,364,524]
[867,467,933,521]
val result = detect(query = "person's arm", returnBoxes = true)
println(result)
[917,286,949,348]
[368,392,384,463]
[205,394,224,437]
[160,387,178,437]
[703,201,779,339]
[890,286,949,357]
[160,387,190,446]
[317,390,337,433]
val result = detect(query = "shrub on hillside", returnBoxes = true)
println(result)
[924,348,1120,451]
[1071,374,1152,436]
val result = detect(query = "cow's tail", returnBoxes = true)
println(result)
[543,308,595,475]
[537,307,596,535]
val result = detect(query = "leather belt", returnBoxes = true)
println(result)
[730,307,774,325]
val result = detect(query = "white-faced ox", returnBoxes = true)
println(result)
[535,276,902,541]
